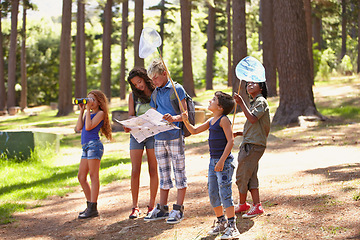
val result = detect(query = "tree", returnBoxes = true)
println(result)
[226,0,232,87]
[272,0,324,126]
[75,0,87,99]
[261,0,277,97]
[0,4,6,111]
[7,0,19,111]
[358,0,360,73]
[101,0,112,101]
[20,0,27,110]
[134,0,144,67]
[341,0,347,59]
[205,1,215,90]
[303,0,314,84]
[57,0,73,117]
[232,0,247,99]
[180,0,195,97]
[120,0,128,100]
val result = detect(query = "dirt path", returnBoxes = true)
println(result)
[1,131,360,240]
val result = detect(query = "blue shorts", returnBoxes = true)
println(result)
[208,157,235,209]
[81,139,104,160]
[129,135,155,150]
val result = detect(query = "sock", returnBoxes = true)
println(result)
[217,215,226,222]
[227,217,235,224]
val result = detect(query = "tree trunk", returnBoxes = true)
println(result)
[180,0,195,97]
[134,0,144,67]
[226,0,232,87]
[341,0,347,59]
[101,0,112,101]
[20,3,27,110]
[358,0,360,73]
[232,0,247,106]
[159,0,165,55]
[303,0,314,84]
[120,0,128,100]
[7,0,19,111]
[261,0,277,97]
[75,0,87,98]
[272,0,323,126]
[205,1,215,90]
[57,0,73,117]
[0,10,5,111]
[312,7,322,50]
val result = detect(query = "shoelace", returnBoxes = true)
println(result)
[247,205,257,214]
[168,210,180,219]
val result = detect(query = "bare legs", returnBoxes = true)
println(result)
[239,188,260,205]
[78,158,101,203]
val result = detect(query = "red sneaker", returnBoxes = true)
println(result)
[242,203,264,218]
[235,202,251,214]
[129,208,141,219]
[146,206,154,215]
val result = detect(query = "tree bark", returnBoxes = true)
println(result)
[272,0,323,126]
[159,0,165,55]
[205,1,215,90]
[232,0,247,107]
[20,3,27,110]
[341,0,347,60]
[226,0,232,87]
[101,0,112,101]
[312,5,322,50]
[0,10,5,111]
[75,0,87,98]
[303,0,314,84]
[7,0,19,110]
[120,0,128,100]
[57,0,73,117]
[180,0,195,97]
[358,0,360,73]
[261,0,277,97]
[134,0,144,67]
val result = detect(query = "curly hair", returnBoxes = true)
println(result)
[215,91,235,116]
[88,90,112,141]
[127,67,155,103]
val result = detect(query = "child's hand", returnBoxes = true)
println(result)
[233,92,243,105]
[215,161,224,172]
[79,103,86,112]
[181,112,188,121]
[123,126,131,133]
[163,113,175,123]
[233,131,243,137]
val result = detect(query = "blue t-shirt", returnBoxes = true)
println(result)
[208,115,233,159]
[81,112,104,145]
[150,80,186,140]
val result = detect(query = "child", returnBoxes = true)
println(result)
[144,59,187,224]
[125,67,159,219]
[182,91,241,239]
[233,81,270,219]
[75,90,112,219]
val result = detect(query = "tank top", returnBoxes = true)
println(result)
[81,112,104,145]
[208,115,233,159]
[133,93,151,116]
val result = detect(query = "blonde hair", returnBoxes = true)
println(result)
[88,90,112,141]
[147,59,166,79]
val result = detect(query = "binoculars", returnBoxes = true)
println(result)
[74,98,92,104]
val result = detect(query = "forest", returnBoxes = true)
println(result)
[0,0,359,125]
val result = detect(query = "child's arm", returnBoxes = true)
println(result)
[162,98,187,123]
[123,93,135,133]
[75,104,86,132]
[85,101,105,131]
[233,92,258,124]
[233,131,243,137]
[181,112,210,134]
[214,117,234,172]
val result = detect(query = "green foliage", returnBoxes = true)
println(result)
[315,48,336,81]
[338,55,353,75]
[0,202,27,224]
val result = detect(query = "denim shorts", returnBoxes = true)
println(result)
[208,157,235,209]
[129,135,155,150]
[81,139,104,160]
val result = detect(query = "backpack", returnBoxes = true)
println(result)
[152,82,195,137]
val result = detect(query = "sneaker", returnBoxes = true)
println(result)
[242,203,264,219]
[146,205,154,215]
[221,222,240,239]
[235,202,251,214]
[129,207,141,219]
[144,204,169,221]
[166,204,184,224]
[208,219,227,236]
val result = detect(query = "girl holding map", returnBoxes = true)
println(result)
[124,67,159,219]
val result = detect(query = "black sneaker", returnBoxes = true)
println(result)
[144,204,169,221]
[166,204,184,224]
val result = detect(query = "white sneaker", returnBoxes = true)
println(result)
[166,209,183,224]
[221,222,240,239]
[208,219,227,236]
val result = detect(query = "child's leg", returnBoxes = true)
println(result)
[213,205,224,217]
[170,138,187,205]
[88,159,101,202]
[249,188,260,205]
[177,188,186,206]
[78,158,91,201]
[130,149,145,208]
[146,148,158,209]
[160,188,169,206]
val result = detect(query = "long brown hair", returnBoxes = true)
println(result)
[88,90,112,141]
[127,67,155,103]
